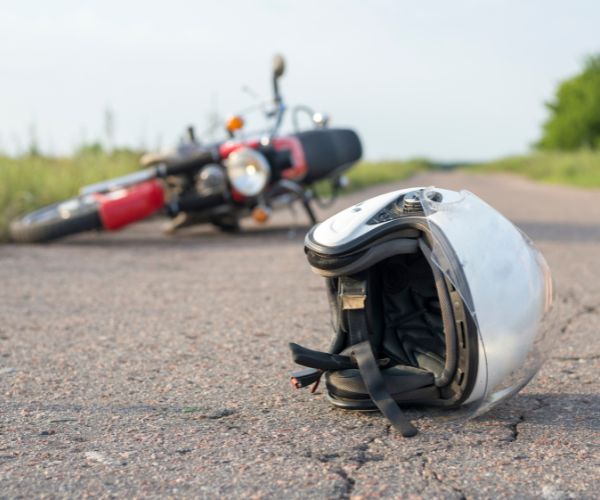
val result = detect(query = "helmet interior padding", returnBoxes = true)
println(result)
[323,250,450,406]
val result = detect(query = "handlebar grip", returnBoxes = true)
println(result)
[157,149,219,177]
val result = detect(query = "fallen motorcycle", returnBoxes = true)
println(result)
[10,55,362,243]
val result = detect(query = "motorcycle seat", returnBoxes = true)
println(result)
[295,128,362,184]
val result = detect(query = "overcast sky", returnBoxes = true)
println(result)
[1,0,598,160]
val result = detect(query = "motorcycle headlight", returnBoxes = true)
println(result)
[225,148,271,197]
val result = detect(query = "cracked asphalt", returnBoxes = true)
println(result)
[1,171,599,498]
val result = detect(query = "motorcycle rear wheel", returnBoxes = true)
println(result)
[10,196,103,243]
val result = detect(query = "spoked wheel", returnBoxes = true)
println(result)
[10,196,103,243]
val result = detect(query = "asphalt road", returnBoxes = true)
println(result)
[1,171,598,499]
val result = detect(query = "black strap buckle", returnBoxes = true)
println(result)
[339,275,367,310]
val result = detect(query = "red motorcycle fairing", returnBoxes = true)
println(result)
[93,180,165,230]
[219,136,308,181]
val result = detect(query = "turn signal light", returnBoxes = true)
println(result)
[252,206,271,223]
[226,115,245,133]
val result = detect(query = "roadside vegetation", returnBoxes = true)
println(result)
[536,55,600,151]
[465,150,600,188]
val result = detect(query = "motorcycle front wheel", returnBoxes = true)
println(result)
[10,196,102,243]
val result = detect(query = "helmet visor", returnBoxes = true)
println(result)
[418,188,561,418]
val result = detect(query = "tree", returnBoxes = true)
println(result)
[537,55,600,150]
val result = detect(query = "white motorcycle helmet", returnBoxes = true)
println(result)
[289,187,556,437]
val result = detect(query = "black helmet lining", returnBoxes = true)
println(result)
[312,227,478,404]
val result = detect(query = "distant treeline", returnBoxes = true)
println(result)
[537,54,600,151]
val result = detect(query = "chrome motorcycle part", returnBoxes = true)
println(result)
[225,147,271,197]
[312,112,329,128]
[195,165,227,196]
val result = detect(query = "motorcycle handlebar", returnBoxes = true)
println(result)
[156,149,220,177]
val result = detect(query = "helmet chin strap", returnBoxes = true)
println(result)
[340,276,418,438]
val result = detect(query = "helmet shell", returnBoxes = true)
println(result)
[306,187,554,415]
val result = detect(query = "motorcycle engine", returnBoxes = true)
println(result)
[196,165,227,196]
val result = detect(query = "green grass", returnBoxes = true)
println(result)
[466,150,600,188]
[0,151,139,241]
